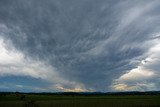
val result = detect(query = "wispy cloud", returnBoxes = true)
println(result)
[0,0,160,92]
[112,37,160,91]
[0,25,88,91]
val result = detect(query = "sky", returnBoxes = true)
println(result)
[0,0,160,92]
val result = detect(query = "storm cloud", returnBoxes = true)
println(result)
[0,0,160,92]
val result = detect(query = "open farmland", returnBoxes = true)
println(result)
[0,92,160,107]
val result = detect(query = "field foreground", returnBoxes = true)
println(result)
[0,92,160,107]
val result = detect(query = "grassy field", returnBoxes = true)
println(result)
[0,94,160,107]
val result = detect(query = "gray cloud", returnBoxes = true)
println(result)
[0,0,160,91]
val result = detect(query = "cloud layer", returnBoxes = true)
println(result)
[0,0,160,92]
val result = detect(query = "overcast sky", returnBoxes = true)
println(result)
[0,0,160,92]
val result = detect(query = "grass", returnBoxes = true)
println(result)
[0,94,160,107]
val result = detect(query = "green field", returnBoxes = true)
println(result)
[0,94,160,107]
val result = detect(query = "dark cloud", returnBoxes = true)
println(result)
[0,0,160,91]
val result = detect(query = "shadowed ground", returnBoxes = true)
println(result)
[0,93,160,107]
